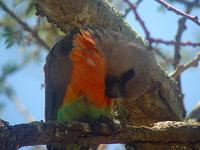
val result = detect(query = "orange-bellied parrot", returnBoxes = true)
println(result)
[44,27,135,150]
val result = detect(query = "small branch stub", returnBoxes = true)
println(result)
[170,52,200,79]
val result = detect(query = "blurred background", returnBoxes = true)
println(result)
[0,0,199,149]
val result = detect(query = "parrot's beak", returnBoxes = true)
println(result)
[105,68,135,98]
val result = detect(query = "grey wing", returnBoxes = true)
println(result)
[44,35,73,121]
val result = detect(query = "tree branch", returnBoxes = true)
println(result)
[9,94,36,122]
[1,120,200,150]
[155,0,200,27]
[124,0,151,46]
[173,2,194,68]
[169,0,200,7]
[34,0,145,45]
[149,38,200,47]
[0,1,50,50]
[0,49,41,122]
[171,1,197,118]
[123,0,200,48]
[170,52,200,79]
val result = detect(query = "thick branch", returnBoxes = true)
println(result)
[34,0,145,46]
[1,120,200,150]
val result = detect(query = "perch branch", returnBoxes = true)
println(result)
[1,120,200,150]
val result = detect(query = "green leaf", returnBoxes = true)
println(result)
[5,38,15,48]
[2,26,24,49]
[24,2,36,18]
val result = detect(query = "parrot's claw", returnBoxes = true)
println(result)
[90,117,118,135]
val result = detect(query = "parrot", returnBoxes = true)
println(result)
[44,27,136,150]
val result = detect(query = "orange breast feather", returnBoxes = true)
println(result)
[63,30,111,107]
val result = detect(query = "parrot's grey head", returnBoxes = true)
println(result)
[93,29,152,100]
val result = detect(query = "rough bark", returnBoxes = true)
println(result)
[34,0,142,43]
[1,120,200,150]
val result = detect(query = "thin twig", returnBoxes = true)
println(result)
[135,0,143,6]
[169,0,200,7]
[123,0,143,17]
[123,0,152,46]
[9,94,35,122]
[150,38,200,47]
[124,0,200,48]
[125,0,150,39]
[0,1,50,50]
[0,49,40,122]
[170,52,200,79]
[172,1,195,118]
[173,2,194,72]
[154,0,200,27]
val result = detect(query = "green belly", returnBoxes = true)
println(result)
[57,97,109,122]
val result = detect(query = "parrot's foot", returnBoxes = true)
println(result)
[90,117,118,135]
